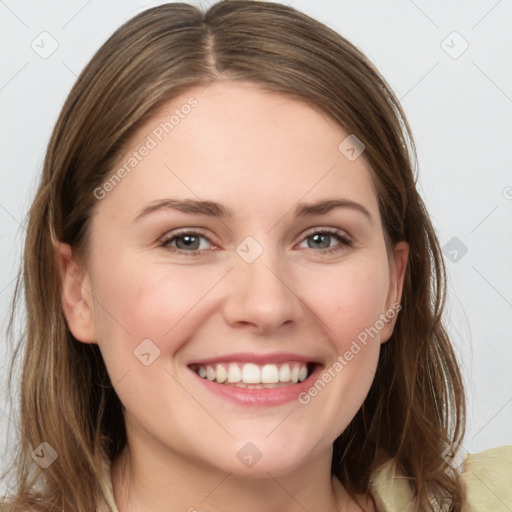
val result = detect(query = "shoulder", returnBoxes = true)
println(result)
[460,445,512,511]
[368,446,512,512]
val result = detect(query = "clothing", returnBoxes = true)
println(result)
[369,446,512,511]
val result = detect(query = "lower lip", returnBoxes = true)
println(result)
[189,364,324,406]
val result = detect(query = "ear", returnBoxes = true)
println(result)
[380,241,409,344]
[55,242,97,343]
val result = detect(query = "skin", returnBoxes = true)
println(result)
[57,80,408,512]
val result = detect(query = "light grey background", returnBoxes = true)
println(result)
[1,0,511,484]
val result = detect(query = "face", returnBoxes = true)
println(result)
[59,80,407,478]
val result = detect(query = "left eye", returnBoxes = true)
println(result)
[297,229,350,251]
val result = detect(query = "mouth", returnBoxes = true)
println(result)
[188,361,319,389]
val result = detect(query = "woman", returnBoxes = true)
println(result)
[2,1,511,511]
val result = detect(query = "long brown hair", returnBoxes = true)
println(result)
[2,1,466,510]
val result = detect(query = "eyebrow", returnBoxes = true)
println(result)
[134,198,372,223]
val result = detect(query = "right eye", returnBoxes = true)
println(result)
[160,230,217,256]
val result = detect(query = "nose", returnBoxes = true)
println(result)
[222,246,303,335]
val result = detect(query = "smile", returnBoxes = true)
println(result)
[189,361,315,389]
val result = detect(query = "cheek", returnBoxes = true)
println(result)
[298,257,390,431]
[304,256,391,347]
[297,263,388,438]
[87,257,218,419]
[90,257,218,349]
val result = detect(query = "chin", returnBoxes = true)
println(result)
[197,435,320,479]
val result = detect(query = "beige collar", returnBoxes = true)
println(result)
[369,458,418,512]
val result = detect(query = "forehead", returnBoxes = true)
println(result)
[95,80,378,220]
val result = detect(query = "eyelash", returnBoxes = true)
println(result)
[159,227,352,257]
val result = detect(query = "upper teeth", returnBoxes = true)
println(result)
[194,362,309,384]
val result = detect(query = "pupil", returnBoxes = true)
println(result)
[177,235,199,250]
[309,233,329,249]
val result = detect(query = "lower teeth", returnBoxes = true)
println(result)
[198,379,304,388]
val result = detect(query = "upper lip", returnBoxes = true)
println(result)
[187,352,321,366]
